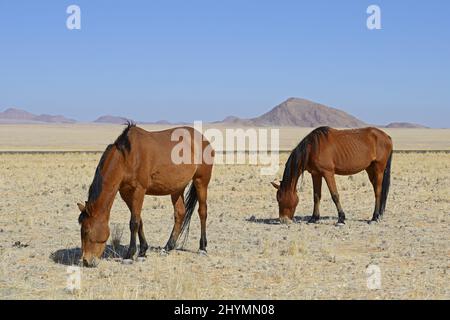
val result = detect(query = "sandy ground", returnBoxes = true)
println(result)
[1,124,450,151]
[0,151,448,299]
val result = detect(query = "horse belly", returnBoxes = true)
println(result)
[334,159,372,175]
[146,164,197,195]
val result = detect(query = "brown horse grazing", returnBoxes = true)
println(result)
[77,122,214,267]
[271,127,393,226]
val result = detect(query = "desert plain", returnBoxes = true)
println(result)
[0,124,449,299]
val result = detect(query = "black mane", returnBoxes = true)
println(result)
[87,144,113,203]
[114,121,135,156]
[280,126,330,191]
[87,121,135,203]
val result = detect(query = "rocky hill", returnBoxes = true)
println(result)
[220,98,367,128]
[93,115,132,124]
[385,122,429,129]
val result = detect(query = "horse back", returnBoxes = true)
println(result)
[121,126,213,195]
[310,127,392,175]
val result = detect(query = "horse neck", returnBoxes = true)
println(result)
[283,174,301,195]
[89,148,125,219]
[282,159,303,194]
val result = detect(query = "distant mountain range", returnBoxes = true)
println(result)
[0,99,430,128]
[0,108,76,124]
[384,122,428,129]
[94,115,177,125]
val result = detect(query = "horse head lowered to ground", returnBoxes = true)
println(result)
[272,126,393,225]
[77,122,214,267]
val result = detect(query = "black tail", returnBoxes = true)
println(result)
[380,152,393,216]
[176,183,198,249]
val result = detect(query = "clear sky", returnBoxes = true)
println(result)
[0,0,449,127]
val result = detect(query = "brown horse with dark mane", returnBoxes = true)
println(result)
[271,127,393,225]
[77,122,214,267]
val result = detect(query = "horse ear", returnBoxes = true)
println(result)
[271,181,280,190]
[77,202,85,212]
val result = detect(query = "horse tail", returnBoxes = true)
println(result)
[380,151,393,216]
[176,183,198,249]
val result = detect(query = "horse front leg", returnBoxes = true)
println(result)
[126,218,138,259]
[137,218,149,257]
[308,174,322,224]
[120,187,146,260]
[323,172,346,226]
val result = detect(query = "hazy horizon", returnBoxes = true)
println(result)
[0,96,446,128]
[1,1,449,127]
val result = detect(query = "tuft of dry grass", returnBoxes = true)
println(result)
[110,224,124,254]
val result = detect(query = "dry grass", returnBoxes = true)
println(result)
[0,151,449,299]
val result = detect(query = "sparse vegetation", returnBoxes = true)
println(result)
[110,224,123,254]
[0,151,449,299]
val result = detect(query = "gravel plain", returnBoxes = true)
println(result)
[0,151,449,299]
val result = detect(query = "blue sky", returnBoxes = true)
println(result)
[0,0,449,127]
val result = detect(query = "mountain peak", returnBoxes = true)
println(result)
[94,115,133,124]
[0,107,36,120]
[249,98,367,127]
[4,107,25,112]
[284,97,311,104]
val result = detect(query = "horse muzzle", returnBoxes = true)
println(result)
[82,256,100,268]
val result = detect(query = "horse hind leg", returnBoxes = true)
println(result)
[367,163,384,224]
[194,178,209,254]
[323,172,346,226]
[164,190,186,252]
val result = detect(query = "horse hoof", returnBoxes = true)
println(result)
[198,250,208,256]
[122,259,133,265]
[307,218,319,224]
[124,252,135,260]
[136,257,146,263]
[138,251,147,258]
[160,249,169,256]
[368,220,378,225]
[279,217,293,225]
[336,221,345,227]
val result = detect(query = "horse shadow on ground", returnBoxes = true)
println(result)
[245,214,339,225]
[50,247,82,266]
[50,244,196,266]
[50,244,127,266]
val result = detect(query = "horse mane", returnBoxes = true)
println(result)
[87,121,136,204]
[114,120,135,156]
[280,126,330,191]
